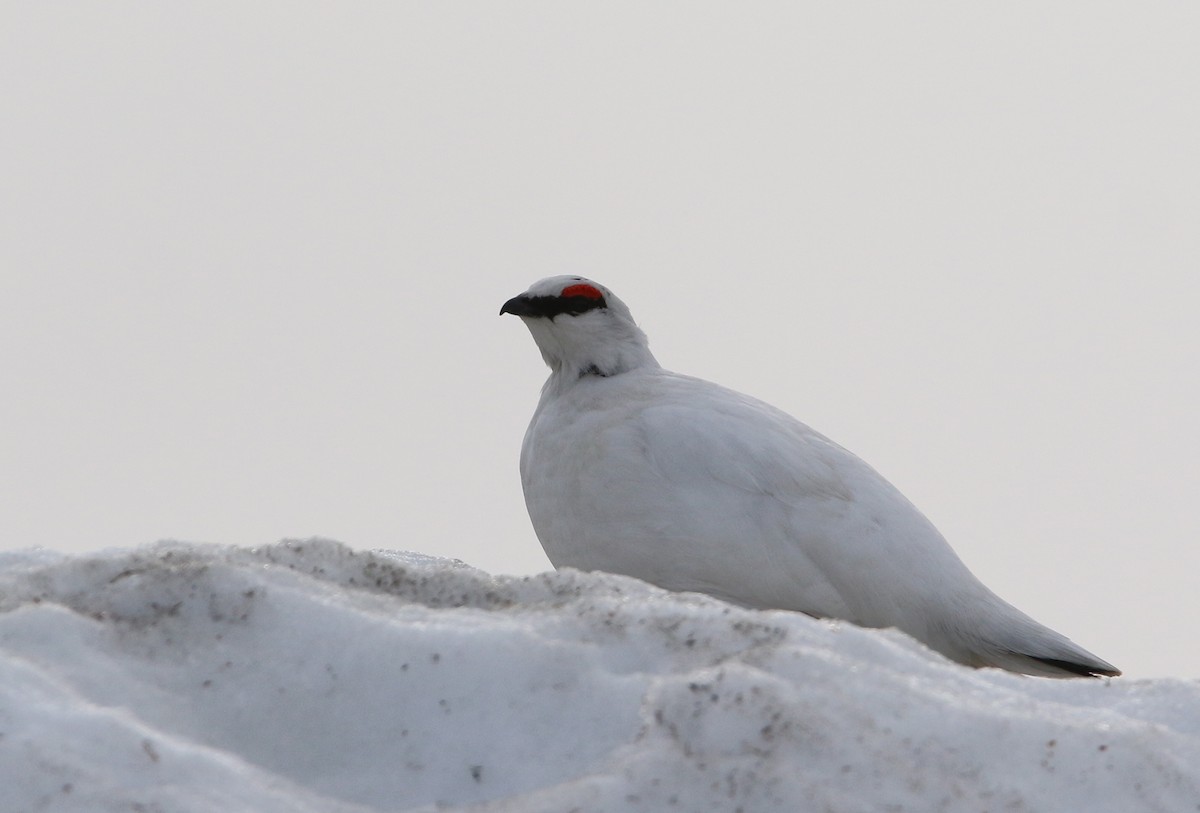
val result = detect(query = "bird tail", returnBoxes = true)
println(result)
[984,647,1121,679]
[968,602,1121,678]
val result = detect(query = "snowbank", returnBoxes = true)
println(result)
[0,540,1195,812]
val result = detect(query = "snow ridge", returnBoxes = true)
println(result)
[0,540,1195,812]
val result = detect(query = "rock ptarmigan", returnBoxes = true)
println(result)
[501,276,1120,678]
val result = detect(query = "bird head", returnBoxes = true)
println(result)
[500,276,658,381]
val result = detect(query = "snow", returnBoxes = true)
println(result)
[1,540,1196,812]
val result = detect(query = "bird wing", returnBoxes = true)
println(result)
[623,375,1121,677]
[629,375,956,620]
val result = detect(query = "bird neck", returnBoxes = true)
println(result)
[532,322,660,396]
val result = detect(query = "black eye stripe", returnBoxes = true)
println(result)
[500,293,607,319]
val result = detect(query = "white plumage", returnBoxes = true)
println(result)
[502,276,1119,678]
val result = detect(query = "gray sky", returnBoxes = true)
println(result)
[3,4,1196,679]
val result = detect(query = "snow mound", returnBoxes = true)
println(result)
[0,540,1195,812]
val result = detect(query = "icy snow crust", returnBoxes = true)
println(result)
[0,540,1195,812]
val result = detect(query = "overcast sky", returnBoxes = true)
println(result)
[3,4,1197,679]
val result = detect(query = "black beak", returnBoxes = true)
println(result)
[499,295,533,317]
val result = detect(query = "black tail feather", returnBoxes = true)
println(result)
[1028,655,1122,678]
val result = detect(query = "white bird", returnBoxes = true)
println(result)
[501,276,1120,678]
